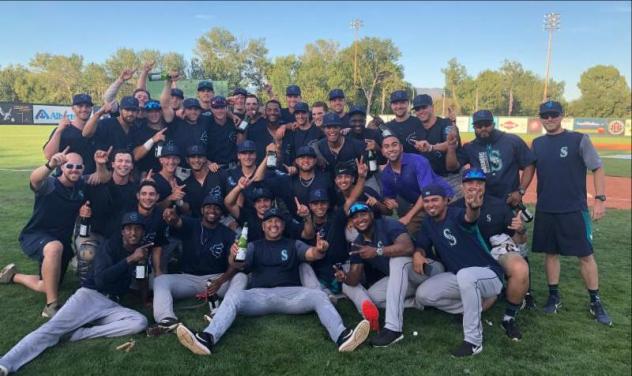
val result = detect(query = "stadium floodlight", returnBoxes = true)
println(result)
[350,19,363,87]
[543,12,561,101]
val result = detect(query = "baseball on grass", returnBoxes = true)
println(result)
[412,331,418,336]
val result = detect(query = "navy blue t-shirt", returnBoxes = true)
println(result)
[531,130,602,213]
[92,117,136,152]
[280,108,295,124]
[88,235,136,297]
[245,120,276,165]
[385,116,423,154]
[459,130,535,199]
[139,207,168,247]
[171,217,236,275]
[281,126,323,164]
[20,176,86,242]
[183,170,227,218]
[456,195,515,249]
[206,118,237,165]
[131,120,172,173]
[350,217,408,277]
[152,173,183,205]
[84,180,138,238]
[166,117,209,168]
[45,125,96,174]
[224,167,273,208]
[237,206,303,242]
[244,237,310,288]
[316,137,366,175]
[304,208,349,284]
[265,171,335,220]
[413,117,460,176]
[415,206,503,278]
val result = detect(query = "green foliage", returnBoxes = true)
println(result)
[568,65,632,118]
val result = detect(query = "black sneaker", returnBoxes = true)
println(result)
[146,317,181,337]
[176,324,213,355]
[543,294,561,314]
[337,320,370,352]
[369,328,404,348]
[501,319,522,341]
[521,292,536,310]
[451,341,483,357]
[589,301,613,327]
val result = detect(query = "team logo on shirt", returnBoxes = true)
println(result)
[200,130,208,145]
[443,228,457,246]
[281,249,288,262]
[227,176,237,187]
[477,150,502,173]
[560,146,568,158]
[208,186,222,200]
[486,214,492,223]
[209,243,224,258]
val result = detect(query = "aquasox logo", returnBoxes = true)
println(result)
[209,243,225,258]
[443,228,457,246]
[560,146,568,158]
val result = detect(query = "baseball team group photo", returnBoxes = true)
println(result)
[0,1,630,375]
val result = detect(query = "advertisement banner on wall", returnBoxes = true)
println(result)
[456,116,469,134]
[33,104,75,124]
[573,118,609,135]
[562,117,574,131]
[606,119,626,136]
[527,118,542,134]
[497,117,527,134]
[626,119,631,137]
[0,102,34,125]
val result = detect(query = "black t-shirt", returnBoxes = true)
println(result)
[413,117,459,176]
[139,207,168,247]
[281,108,295,124]
[305,208,349,284]
[166,117,209,168]
[183,171,227,217]
[93,117,136,152]
[456,195,515,249]
[131,120,172,173]
[237,206,303,242]
[350,217,407,277]
[335,186,383,217]
[206,118,237,165]
[385,116,423,154]
[245,120,276,165]
[171,217,236,275]
[224,167,272,209]
[244,237,310,288]
[316,137,366,175]
[152,173,183,204]
[265,171,335,220]
[85,180,138,238]
[20,177,86,243]
[45,125,96,174]
[86,235,136,297]
[281,126,323,164]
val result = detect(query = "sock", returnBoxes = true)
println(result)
[524,257,532,291]
[588,289,600,303]
[548,284,559,297]
[503,301,521,322]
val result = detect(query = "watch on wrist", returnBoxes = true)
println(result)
[595,195,606,202]
[376,241,384,256]
[518,187,526,196]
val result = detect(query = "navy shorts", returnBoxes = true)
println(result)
[19,232,74,279]
[532,211,593,257]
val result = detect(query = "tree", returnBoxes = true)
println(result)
[441,58,470,114]
[266,55,300,105]
[0,65,29,102]
[569,65,631,118]
[28,53,84,103]
[81,63,110,101]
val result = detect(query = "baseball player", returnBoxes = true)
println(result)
[530,100,612,326]
[0,212,149,375]
[175,208,370,355]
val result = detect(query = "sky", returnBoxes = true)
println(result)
[0,1,630,100]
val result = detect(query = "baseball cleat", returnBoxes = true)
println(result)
[451,341,483,357]
[521,292,536,310]
[41,302,60,318]
[146,317,181,336]
[589,301,613,327]
[501,318,522,341]
[0,263,17,284]
[337,320,370,352]
[370,328,404,347]
[543,294,561,314]
[0,363,8,376]
[176,325,213,355]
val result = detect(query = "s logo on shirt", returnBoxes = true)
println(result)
[560,146,568,158]
[486,214,492,223]
[443,229,457,246]
[210,243,224,258]
[281,249,288,262]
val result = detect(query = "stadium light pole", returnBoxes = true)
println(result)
[350,19,363,87]
[543,12,560,101]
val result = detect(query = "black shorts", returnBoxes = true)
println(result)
[532,211,593,257]
[19,232,74,279]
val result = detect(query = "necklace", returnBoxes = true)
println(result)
[300,175,315,187]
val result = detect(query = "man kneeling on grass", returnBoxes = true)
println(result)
[176,208,371,355]
[0,212,149,376]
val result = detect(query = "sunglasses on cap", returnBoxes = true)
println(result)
[473,121,494,129]
[463,169,486,181]
[540,112,560,120]
[65,163,84,170]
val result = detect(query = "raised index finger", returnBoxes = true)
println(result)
[61,146,70,155]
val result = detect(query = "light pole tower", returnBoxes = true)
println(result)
[350,19,363,87]
[543,12,560,101]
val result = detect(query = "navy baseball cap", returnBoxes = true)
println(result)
[72,93,93,106]
[232,87,248,97]
[262,208,285,222]
[252,187,274,201]
[420,184,448,198]
[159,144,181,158]
[295,145,317,158]
[308,188,329,203]
[348,202,371,217]
[201,194,225,212]
[390,90,409,103]
[462,168,487,182]
[413,94,433,109]
[183,98,202,109]
[170,88,184,99]
[329,89,345,100]
[335,163,357,177]
[348,105,366,117]
[294,102,309,113]
[539,100,563,115]
[323,112,343,127]
[197,81,214,91]
[121,212,145,228]
[144,100,161,111]
[186,144,206,157]
[286,85,301,96]
[211,96,228,108]
[120,96,140,110]
[237,140,257,153]
[472,110,494,124]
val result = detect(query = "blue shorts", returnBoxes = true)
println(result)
[19,232,73,279]
[532,211,593,257]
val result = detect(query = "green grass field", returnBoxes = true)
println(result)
[0,126,630,375]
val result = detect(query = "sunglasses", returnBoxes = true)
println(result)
[65,163,84,170]
[540,112,560,119]
[473,121,493,129]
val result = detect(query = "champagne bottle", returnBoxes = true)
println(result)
[235,224,248,262]
[154,140,164,157]
[206,279,220,317]
[378,124,394,138]
[135,257,147,279]
[238,115,250,132]
[266,151,277,169]
[148,72,171,81]
[368,150,378,172]
[516,202,534,223]
[78,215,90,237]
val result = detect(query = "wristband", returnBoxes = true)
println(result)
[429,145,434,152]
[45,161,53,170]
[143,139,155,151]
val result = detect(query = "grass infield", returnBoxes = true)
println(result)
[0,126,630,375]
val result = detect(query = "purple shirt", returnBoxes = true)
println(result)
[381,153,454,204]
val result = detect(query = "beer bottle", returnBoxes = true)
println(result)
[135,257,147,279]
[516,202,534,223]
[238,115,250,132]
[148,72,171,81]
[367,150,378,172]
[78,215,90,237]
[378,124,394,138]
[235,223,248,262]
[266,151,277,169]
